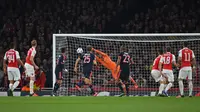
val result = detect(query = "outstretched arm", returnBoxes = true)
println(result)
[3,59,7,74]
[93,48,106,56]
[191,51,196,69]
[74,57,81,73]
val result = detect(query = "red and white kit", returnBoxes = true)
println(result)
[25,47,36,77]
[160,52,176,82]
[4,49,21,81]
[151,55,164,82]
[178,48,195,80]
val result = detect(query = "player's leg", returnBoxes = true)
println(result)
[12,70,21,92]
[85,78,96,95]
[158,81,165,96]
[84,72,97,96]
[52,80,62,96]
[75,78,85,92]
[26,64,37,96]
[118,73,127,97]
[118,80,127,97]
[25,64,34,96]
[158,75,166,96]
[151,70,164,96]
[124,71,130,96]
[112,69,125,95]
[129,76,138,88]
[29,75,36,96]
[75,72,87,92]
[7,71,14,96]
[163,71,174,97]
[125,81,129,96]
[116,79,123,93]
[187,70,193,97]
[52,71,62,96]
[124,77,130,96]
[177,69,185,98]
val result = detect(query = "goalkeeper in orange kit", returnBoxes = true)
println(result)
[92,48,138,89]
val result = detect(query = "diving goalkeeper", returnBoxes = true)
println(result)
[92,48,138,88]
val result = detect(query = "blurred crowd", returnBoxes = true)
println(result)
[0,0,200,89]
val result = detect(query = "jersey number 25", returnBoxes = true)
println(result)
[84,56,90,63]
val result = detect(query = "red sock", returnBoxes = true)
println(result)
[130,77,137,85]
[75,85,81,91]
[121,82,127,95]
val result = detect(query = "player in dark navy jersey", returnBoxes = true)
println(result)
[52,48,67,96]
[116,46,133,97]
[74,45,97,96]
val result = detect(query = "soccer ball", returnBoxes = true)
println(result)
[77,48,83,54]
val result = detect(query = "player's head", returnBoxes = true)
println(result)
[86,45,92,52]
[31,40,37,47]
[9,42,15,49]
[166,46,171,52]
[120,46,127,52]
[158,48,163,55]
[183,41,189,47]
[61,48,66,53]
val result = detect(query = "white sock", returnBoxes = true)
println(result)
[178,80,184,96]
[158,83,165,94]
[165,83,172,92]
[188,81,193,96]
[9,84,13,91]
[12,81,20,91]
[30,80,34,94]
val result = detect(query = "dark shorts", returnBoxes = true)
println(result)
[82,71,92,79]
[119,70,130,82]
[55,70,63,80]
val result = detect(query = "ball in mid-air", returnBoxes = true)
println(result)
[77,48,83,54]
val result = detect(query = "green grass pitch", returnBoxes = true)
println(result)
[0,97,199,112]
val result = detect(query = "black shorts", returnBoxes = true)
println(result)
[119,70,130,82]
[55,70,63,80]
[82,71,92,79]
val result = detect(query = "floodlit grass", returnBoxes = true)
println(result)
[0,96,199,112]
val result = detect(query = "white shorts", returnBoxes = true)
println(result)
[178,67,192,80]
[162,69,174,82]
[7,67,21,81]
[151,70,164,82]
[25,63,35,77]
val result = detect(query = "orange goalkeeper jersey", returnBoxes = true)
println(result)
[94,49,120,80]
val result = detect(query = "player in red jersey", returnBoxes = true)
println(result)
[25,40,39,96]
[151,49,166,96]
[3,43,25,96]
[177,41,196,98]
[159,47,177,97]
